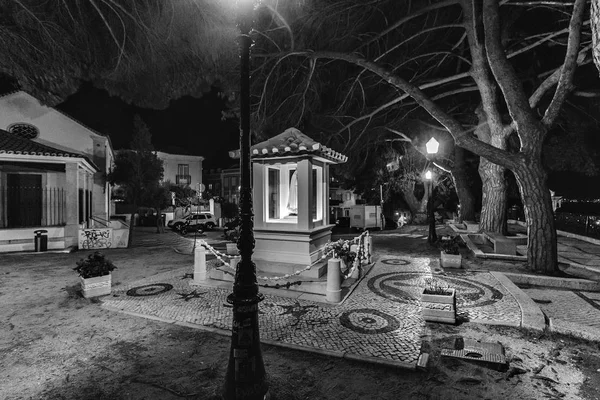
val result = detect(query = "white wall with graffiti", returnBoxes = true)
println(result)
[78,219,130,249]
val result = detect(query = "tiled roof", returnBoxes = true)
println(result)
[0,129,97,169]
[229,128,347,164]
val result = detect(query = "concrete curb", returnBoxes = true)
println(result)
[102,304,417,371]
[503,272,600,292]
[558,263,600,283]
[489,271,546,332]
[557,229,600,246]
[460,234,527,261]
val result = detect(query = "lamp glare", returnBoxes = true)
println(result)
[426,137,439,154]
[425,170,432,180]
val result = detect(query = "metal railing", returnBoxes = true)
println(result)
[1,186,66,228]
[176,175,191,185]
[555,212,600,239]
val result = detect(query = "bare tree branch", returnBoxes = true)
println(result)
[293,51,521,168]
[541,0,587,127]
[483,0,542,138]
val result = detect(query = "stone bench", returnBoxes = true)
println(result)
[483,232,516,255]
[463,221,480,233]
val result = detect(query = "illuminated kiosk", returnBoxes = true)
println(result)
[229,128,347,278]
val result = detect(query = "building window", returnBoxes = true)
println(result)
[266,164,295,222]
[176,164,190,185]
[7,123,39,139]
[264,163,323,223]
[177,164,189,176]
[268,168,280,219]
[312,166,323,222]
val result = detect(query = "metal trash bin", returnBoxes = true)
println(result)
[34,230,48,252]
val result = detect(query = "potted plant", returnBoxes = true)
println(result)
[438,235,462,268]
[421,277,456,324]
[74,252,117,298]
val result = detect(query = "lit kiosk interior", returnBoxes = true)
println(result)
[229,128,347,279]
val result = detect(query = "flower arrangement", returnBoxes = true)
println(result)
[438,234,461,255]
[324,239,357,266]
[422,277,452,296]
[73,252,117,279]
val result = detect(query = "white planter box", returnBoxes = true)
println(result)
[422,288,456,324]
[80,273,112,298]
[440,252,462,268]
[226,243,238,255]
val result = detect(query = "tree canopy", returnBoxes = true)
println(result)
[107,115,166,208]
[0,0,238,108]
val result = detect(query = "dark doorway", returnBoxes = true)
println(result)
[7,174,42,228]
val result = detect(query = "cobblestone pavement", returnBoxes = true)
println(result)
[102,250,524,369]
[129,227,226,251]
[522,288,600,341]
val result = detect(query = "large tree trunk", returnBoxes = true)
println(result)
[478,158,507,234]
[402,184,429,224]
[451,146,476,222]
[473,106,508,234]
[513,159,558,273]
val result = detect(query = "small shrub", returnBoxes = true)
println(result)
[422,277,452,295]
[438,235,461,255]
[73,252,117,279]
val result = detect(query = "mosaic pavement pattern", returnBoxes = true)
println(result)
[102,256,522,367]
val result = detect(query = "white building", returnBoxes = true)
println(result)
[156,151,204,192]
[0,91,115,252]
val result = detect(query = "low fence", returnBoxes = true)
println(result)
[196,231,373,302]
[554,212,600,240]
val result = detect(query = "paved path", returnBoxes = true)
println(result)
[102,227,600,370]
[558,237,600,271]
[129,226,227,252]
[522,287,600,342]
[102,244,526,369]
[510,222,600,276]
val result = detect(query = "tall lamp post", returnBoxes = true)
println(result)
[222,0,269,398]
[425,137,439,244]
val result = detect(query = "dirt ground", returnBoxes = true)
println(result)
[1,235,600,399]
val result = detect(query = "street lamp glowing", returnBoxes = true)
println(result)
[426,137,439,154]
[425,170,432,180]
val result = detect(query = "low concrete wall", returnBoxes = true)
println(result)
[0,226,66,253]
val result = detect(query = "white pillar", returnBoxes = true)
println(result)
[326,258,342,303]
[297,158,313,230]
[193,245,207,283]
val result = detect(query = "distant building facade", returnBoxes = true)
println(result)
[156,151,204,193]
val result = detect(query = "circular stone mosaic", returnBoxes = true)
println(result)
[339,308,401,334]
[367,272,504,308]
[126,283,173,297]
[381,258,411,266]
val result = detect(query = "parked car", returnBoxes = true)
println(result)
[167,212,216,231]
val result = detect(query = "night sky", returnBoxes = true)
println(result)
[56,83,240,169]
[53,83,600,199]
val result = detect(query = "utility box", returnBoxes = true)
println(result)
[349,205,383,230]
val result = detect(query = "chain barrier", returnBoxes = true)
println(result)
[199,230,370,282]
